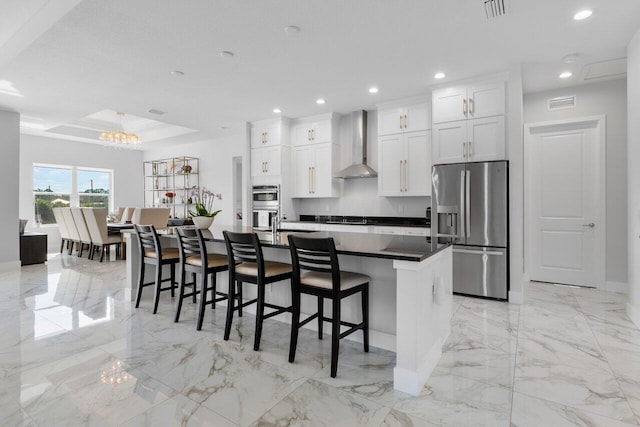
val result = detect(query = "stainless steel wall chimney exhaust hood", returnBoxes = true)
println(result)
[335,110,378,179]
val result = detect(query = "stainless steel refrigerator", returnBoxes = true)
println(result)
[432,161,509,300]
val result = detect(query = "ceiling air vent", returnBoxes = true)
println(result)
[548,95,576,111]
[484,0,508,19]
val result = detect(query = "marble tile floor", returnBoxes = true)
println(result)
[1,254,640,426]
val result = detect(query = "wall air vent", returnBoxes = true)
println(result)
[484,0,508,19]
[548,95,576,111]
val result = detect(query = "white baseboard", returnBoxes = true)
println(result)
[0,260,20,273]
[509,290,523,305]
[600,281,628,294]
[626,302,640,330]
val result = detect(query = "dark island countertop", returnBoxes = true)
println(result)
[157,225,449,262]
[296,214,430,228]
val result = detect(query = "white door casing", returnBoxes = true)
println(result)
[525,116,606,288]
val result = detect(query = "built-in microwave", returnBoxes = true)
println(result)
[252,185,280,230]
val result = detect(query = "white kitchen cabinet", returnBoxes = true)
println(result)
[251,146,282,177]
[378,131,431,197]
[251,118,289,148]
[292,142,339,198]
[432,116,504,164]
[377,100,430,136]
[292,113,338,146]
[432,81,504,124]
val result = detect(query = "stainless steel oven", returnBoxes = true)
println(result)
[252,185,280,230]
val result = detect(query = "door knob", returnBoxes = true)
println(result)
[582,223,595,228]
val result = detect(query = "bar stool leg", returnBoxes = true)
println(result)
[196,270,208,331]
[211,273,217,309]
[330,298,341,378]
[170,264,176,297]
[224,277,236,341]
[174,264,187,322]
[238,281,243,317]
[152,263,162,314]
[135,257,146,308]
[362,286,369,352]
[254,282,266,351]
[289,291,301,363]
[317,296,324,339]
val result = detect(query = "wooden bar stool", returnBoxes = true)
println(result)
[287,235,370,378]
[223,231,292,351]
[175,227,230,330]
[134,225,179,313]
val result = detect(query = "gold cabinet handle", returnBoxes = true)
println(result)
[308,167,312,193]
[404,114,408,129]
[399,115,403,129]
[399,160,403,191]
[468,98,474,114]
[468,140,473,157]
[404,159,408,191]
[312,128,316,140]
[463,141,467,159]
[308,129,311,141]
[463,99,467,115]
[312,166,316,193]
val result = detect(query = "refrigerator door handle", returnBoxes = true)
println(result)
[460,170,466,239]
[453,248,505,256]
[465,169,471,239]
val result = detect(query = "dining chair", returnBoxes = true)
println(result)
[61,208,81,255]
[82,208,122,262]
[287,234,370,378]
[223,231,292,351]
[131,208,170,230]
[52,207,71,253]
[71,208,93,257]
[133,224,179,313]
[175,227,230,330]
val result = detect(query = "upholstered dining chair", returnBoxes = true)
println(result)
[131,208,170,230]
[61,208,81,255]
[82,208,122,262]
[287,234,370,378]
[71,208,93,258]
[52,207,71,253]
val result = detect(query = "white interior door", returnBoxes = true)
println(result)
[526,117,605,287]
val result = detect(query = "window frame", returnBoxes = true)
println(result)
[33,163,114,226]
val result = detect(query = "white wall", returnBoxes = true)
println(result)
[627,28,640,326]
[524,79,628,286]
[142,130,250,227]
[19,134,144,251]
[0,110,20,269]
[293,110,430,219]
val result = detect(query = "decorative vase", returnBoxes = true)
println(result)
[192,216,214,229]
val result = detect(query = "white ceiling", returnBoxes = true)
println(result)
[0,0,639,148]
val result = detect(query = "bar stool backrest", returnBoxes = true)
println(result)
[287,235,341,295]
[176,227,207,265]
[134,224,162,260]
[223,231,264,277]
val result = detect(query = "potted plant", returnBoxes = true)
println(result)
[165,191,175,203]
[188,187,222,229]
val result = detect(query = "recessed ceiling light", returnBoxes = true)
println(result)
[573,9,592,20]
[219,51,234,58]
[171,70,184,77]
[284,25,301,34]
[220,126,229,130]
[559,71,573,79]
[369,87,379,94]
[434,72,446,79]
[316,98,326,105]
[273,108,281,114]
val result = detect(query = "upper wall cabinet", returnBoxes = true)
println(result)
[251,118,290,148]
[291,113,339,146]
[377,99,431,136]
[432,81,505,124]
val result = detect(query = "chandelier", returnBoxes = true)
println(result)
[99,112,140,145]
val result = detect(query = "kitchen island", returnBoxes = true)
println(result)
[123,225,452,395]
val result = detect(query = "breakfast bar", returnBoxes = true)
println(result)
[123,225,452,395]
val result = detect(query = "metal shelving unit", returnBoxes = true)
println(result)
[143,156,199,219]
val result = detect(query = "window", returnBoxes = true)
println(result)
[33,164,112,225]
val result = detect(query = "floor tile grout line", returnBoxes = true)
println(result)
[509,292,523,426]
